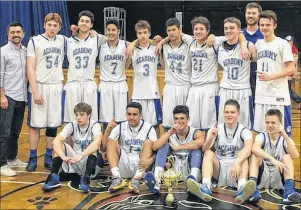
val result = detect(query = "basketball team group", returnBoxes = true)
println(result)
[1,1,300,206]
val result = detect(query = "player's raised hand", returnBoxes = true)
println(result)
[155,41,163,56]
[275,120,286,136]
[208,122,218,138]
[33,91,44,105]
[240,46,250,61]
[153,35,162,44]
[107,117,117,131]
[68,154,84,164]
[204,34,215,47]
[125,43,135,59]
[89,30,97,38]
[70,24,78,36]
[168,124,181,135]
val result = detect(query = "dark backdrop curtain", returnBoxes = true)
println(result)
[0,1,70,47]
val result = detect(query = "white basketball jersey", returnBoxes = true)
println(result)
[218,43,251,89]
[66,36,100,82]
[258,132,288,166]
[99,40,127,82]
[169,126,197,158]
[27,34,65,83]
[132,45,159,99]
[65,120,101,153]
[255,37,294,105]
[190,40,219,85]
[163,41,191,85]
[116,120,154,155]
[215,123,246,160]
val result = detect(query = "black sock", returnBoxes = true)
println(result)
[51,157,63,174]
[249,177,258,183]
[84,155,97,178]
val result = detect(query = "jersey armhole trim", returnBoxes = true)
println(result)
[261,133,266,149]
[70,122,74,136]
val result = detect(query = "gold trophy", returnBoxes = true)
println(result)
[158,156,182,209]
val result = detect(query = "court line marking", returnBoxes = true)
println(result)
[1,180,67,186]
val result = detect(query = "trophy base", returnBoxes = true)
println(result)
[163,199,178,209]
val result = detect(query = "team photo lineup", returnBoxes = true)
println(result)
[1,1,301,208]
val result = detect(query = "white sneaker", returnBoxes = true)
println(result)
[0,165,17,176]
[7,159,27,167]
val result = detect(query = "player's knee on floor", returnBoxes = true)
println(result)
[45,128,57,137]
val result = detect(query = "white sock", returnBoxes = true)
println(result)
[202,177,212,189]
[238,178,247,191]
[134,169,144,180]
[190,168,201,182]
[111,167,121,178]
[154,166,164,179]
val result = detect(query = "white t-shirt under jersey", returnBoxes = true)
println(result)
[215,123,252,160]
[109,120,157,155]
[99,40,127,82]
[255,37,294,105]
[255,132,291,166]
[27,34,65,83]
[132,45,159,99]
[59,120,102,154]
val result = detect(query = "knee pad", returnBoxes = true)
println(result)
[45,128,57,137]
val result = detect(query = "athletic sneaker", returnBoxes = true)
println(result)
[108,177,127,193]
[144,171,160,194]
[44,154,52,170]
[26,157,37,172]
[128,177,140,194]
[7,159,27,168]
[234,180,256,204]
[186,178,212,202]
[42,173,61,192]
[283,180,301,204]
[249,189,262,203]
[79,176,90,193]
[185,175,196,195]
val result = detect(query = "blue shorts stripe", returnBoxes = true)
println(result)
[61,90,66,124]
[249,95,254,129]
[154,99,162,125]
[215,96,220,121]
[284,105,292,136]
[27,92,32,126]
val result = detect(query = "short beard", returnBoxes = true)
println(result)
[247,20,258,26]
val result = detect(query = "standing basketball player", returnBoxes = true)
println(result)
[26,13,66,171]
[217,17,256,129]
[159,18,193,130]
[144,105,204,193]
[106,102,157,194]
[247,109,300,204]
[64,10,106,123]
[187,99,255,204]
[98,19,129,128]
[253,10,295,135]
[41,102,102,193]
[126,20,162,132]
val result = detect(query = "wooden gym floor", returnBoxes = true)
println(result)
[0,105,300,210]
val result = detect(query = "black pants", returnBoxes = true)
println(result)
[0,96,25,167]
[288,79,301,103]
